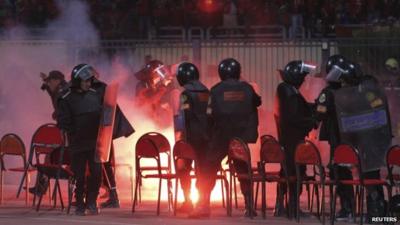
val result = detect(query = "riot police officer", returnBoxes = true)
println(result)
[29,71,68,197]
[135,59,179,128]
[174,62,210,213]
[191,58,261,218]
[315,55,355,221]
[57,64,103,216]
[274,60,316,217]
[333,61,391,222]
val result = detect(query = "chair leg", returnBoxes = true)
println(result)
[36,189,44,212]
[249,180,254,219]
[32,173,40,208]
[221,178,225,208]
[138,176,142,204]
[157,178,162,216]
[285,183,290,219]
[132,174,140,213]
[315,184,321,220]
[360,186,364,225]
[331,186,337,225]
[261,180,266,219]
[233,175,238,209]
[67,179,73,214]
[322,184,326,225]
[57,180,64,210]
[16,167,28,198]
[254,181,259,210]
[307,183,311,210]
[229,172,233,215]
[174,178,178,216]
[296,180,301,223]
[25,172,30,206]
[49,179,53,206]
[223,177,231,216]
[130,166,134,204]
[352,186,357,223]
[386,186,392,217]
[167,179,172,212]
[0,170,3,205]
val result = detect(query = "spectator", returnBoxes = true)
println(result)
[136,0,152,39]
[223,0,238,27]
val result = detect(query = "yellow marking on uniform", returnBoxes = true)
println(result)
[317,105,327,113]
[370,98,383,108]
[206,107,212,115]
[181,103,190,110]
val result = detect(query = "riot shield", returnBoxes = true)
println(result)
[334,82,392,171]
[95,82,119,163]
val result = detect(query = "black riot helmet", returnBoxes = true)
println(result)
[70,64,99,88]
[218,58,241,80]
[279,60,316,87]
[142,59,171,88]
[326,54,347,74]
[340,61,363,86]
[176,62,199,86]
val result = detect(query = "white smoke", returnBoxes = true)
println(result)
[0,1,141,189]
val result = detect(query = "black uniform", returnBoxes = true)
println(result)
[31,79,69,196]
[175,80,210,206]
[57,87,103,208]
[274,79,315,215]
[315,83,354,216]
[206,78,261,206]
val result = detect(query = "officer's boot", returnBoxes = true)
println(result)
[336,191,354,221]
[75,193,86,216]
[177,189,193,213]
[86,193,100,215]
[188,192,210,218]
[100,188,120,208]
[244,194,257,217]
[29,175,49,196]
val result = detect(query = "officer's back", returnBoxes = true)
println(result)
[208,58,261,146]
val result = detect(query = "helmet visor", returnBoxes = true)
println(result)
[300,61,317,73]
[75,65,99,81]
[150,65,171,86]
[326,65,345,82]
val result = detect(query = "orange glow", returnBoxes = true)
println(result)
[113,97,227,203]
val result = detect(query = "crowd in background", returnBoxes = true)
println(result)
[0,0,400,39]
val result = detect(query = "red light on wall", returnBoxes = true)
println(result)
[198,0,219,13]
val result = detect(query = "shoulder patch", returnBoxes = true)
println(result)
[180,94,188,104]
[318,93,326,103]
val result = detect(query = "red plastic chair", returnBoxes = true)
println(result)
[387,145,400,185]
[16,123,65,210]
[295,140,330,224]
[228,137,265,219]
[132,133,174,215]
[331,144,391,225]
[35,146,73,213]
[136,132,172,204]
[0,133,34,205]
[257,135,292,218]
[386,145,400,204]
